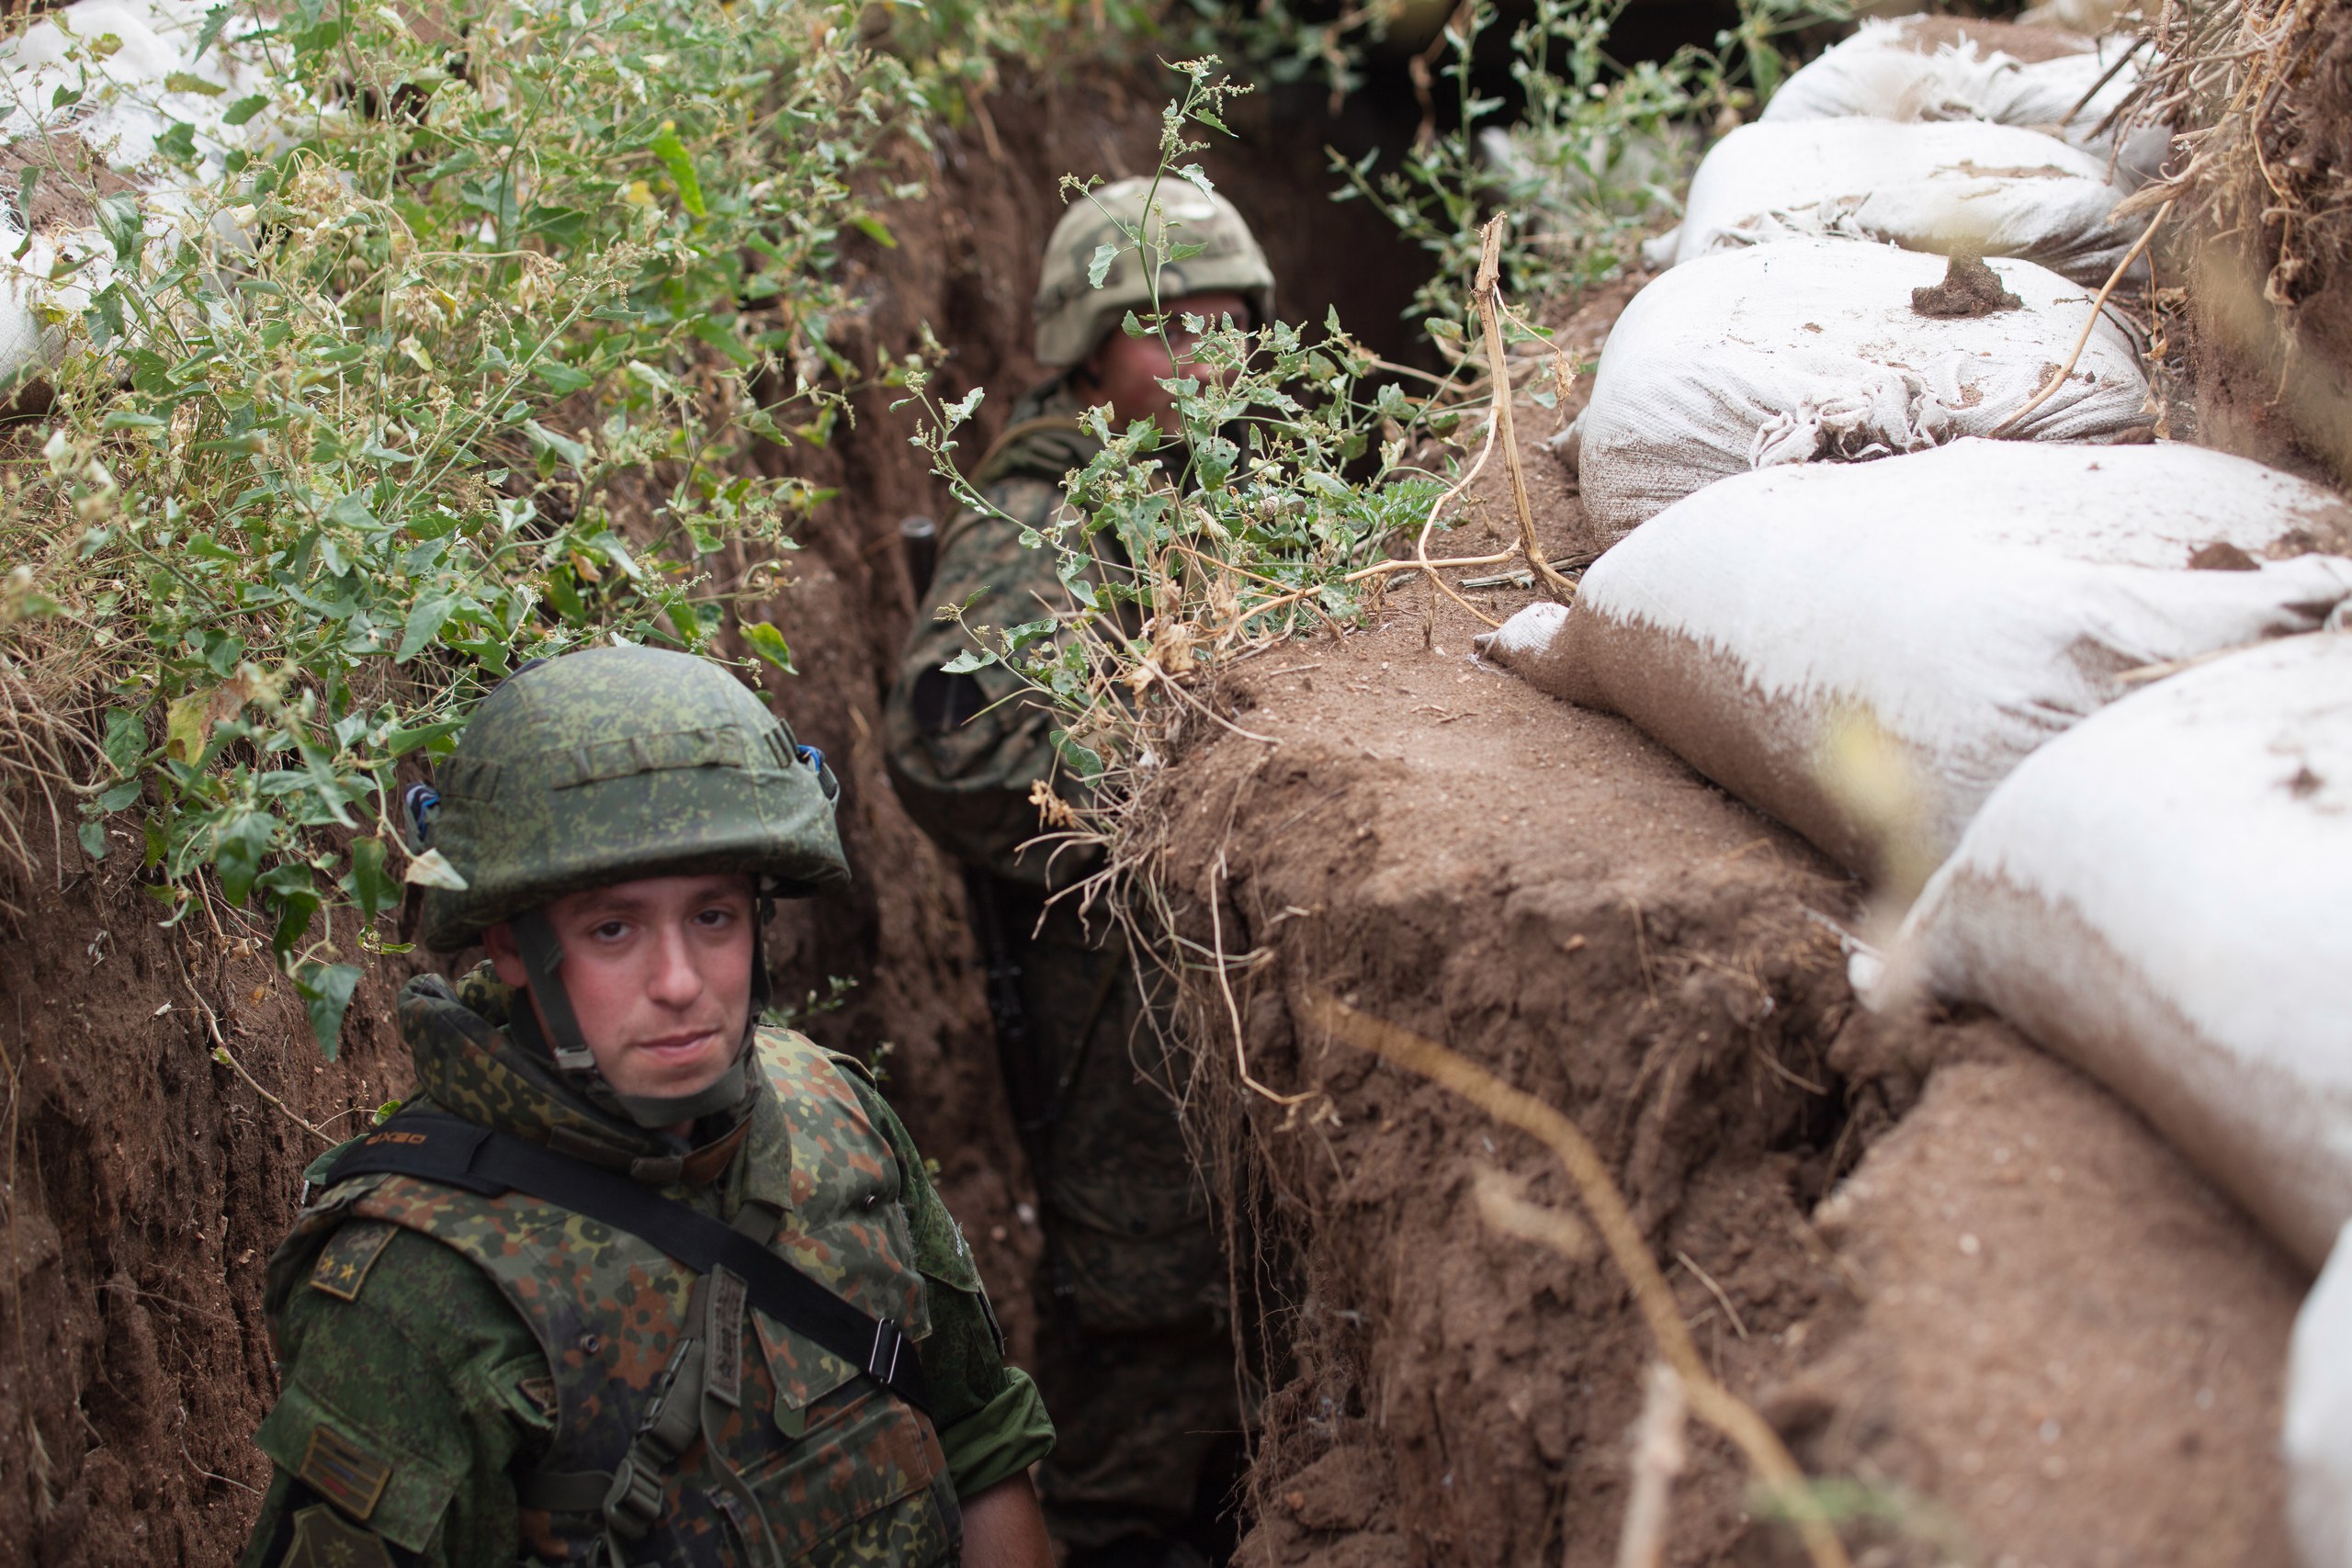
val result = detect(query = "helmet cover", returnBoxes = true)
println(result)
[1033,174,1276,367]
[417,646,849,953]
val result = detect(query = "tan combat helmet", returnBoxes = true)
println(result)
[1033,175,1276,368]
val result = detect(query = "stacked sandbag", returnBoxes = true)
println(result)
[1479,440,2352,884]
[1564,241,2152,540]
[1670,118,2140,287]
[2290,1226,2352,1568]
[1882,631,2352,1274]
[1,0,275,385]
[1762,16,2167,184]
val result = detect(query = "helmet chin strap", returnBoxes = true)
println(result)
[507,902,775,1134]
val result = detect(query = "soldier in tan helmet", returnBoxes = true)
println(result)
[884,175,1275,1568]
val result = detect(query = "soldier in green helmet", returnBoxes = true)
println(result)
[883,176,1276,1568]
[242,646,1056,1568]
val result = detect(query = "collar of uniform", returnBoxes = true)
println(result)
[396,967,755,1182]
[969,370,1103,490]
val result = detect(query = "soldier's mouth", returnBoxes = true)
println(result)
[631,1029,724,1062]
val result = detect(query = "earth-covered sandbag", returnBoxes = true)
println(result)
[1671,119,2140,287]
[1884,632,2352,1274]
[2,0,274,386]
[1762,17,2167,184]
[1478,440,2352,884]
[2290,1224,2352,1568]
[1564,241,2153,540]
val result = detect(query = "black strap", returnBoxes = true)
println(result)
[326,1112,931,1414]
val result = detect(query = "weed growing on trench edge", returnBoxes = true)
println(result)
[0,0,934,1046]
[0,0,1267,1051]
[1340,0,1852,328]
[896,57,1488,807]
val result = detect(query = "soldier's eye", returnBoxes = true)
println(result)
[592,919,628,941]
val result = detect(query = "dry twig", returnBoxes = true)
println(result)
[1475,215,1576,602]
[1990,199,2177,437]
[1302,988,1851,1568]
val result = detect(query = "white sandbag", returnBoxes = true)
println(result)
[1566,241,2152,540]
[1672,119,2140,287]
[1763,17,2167,184]
[1478,440,2352,884]
[1887,632,2352,1273]
[1,0,275,386]
[2290,1224,2352,1568]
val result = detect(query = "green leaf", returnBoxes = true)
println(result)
[95,194,141,264]
[270,886,319,956]
[741,620,794,671]
[939,649,996,674]
[1087,243,1118,289]
[395,591,456,662]
[522,420,589,472]
[97,779,141,812]
[102,707,144,775]
[382,718,464,758]
[649,125,707,219]
[1050,729,1106,781]
[154,120,198,164]
[294,961,362,1059]
[347,835,396,919]
[850,214,897,248]
[221,93,268,126]
[164,71,226,96]
[192,3,229,60]
[78,819,107,861]
[210,810,276,906]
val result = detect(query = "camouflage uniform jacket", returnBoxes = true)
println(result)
[241,967,1052,1568]
[885,374,1110,888]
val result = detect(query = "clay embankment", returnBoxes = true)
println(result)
[1134,300,2306,1566]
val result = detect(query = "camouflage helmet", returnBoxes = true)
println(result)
[1033,175,1275,368]
[415,646,849,953]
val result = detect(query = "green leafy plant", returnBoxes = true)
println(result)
[1,0,929,1049]
[1337,0,1849,326]
[899,59,1487,800]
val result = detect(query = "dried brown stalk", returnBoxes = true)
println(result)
[1302,988,1851,1568]
[1474,215,1576,602]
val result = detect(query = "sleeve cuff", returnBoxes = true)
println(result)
[939,1365,1056,1500]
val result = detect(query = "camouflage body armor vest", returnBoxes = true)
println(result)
[292,1030,957,1567]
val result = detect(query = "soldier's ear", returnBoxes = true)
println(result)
[481,921,530,990]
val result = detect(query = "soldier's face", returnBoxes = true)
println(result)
[485,873,757,1108]
[1084,288,1251,434]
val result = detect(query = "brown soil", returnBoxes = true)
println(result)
[1891,17,2096,65]
[1123,366,2306,1565]
[0,62,1430,1567]
[2160,0,2352,488]
[1910,254,2024,320]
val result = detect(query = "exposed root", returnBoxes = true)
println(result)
[1612,1363,1689,1568]
[1300,987,1853,1568]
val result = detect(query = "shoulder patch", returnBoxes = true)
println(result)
[308,1221,399,1303]
[298,1424,394,1522]
[281,1502,399,1568]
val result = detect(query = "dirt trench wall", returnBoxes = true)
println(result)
[0,63,1426,1568]
[1121,360,2308,1566]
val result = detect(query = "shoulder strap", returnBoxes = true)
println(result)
[324,1111,932,1415]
